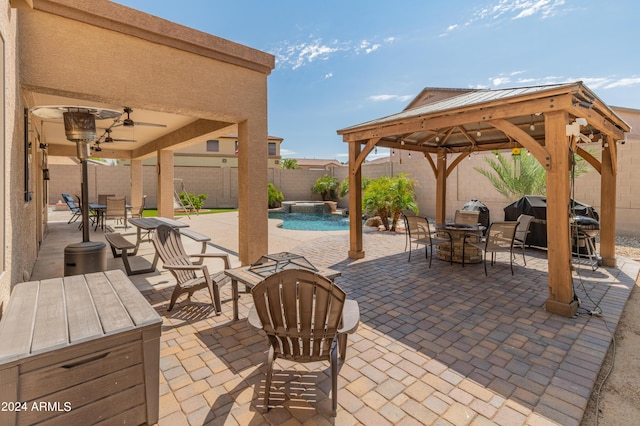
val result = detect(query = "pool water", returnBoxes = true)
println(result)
[268,212,350,231]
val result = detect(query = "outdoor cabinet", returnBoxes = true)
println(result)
[0,270,162,425]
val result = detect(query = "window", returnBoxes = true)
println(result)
[206,140,219,152]
[268,142,277,156]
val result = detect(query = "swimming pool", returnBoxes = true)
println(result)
[268,212,350,231]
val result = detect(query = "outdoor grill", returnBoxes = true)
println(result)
[571,215,600,238]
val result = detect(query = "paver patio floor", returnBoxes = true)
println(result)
[29,212,639,425]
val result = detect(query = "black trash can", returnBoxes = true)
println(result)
[461,199,490,230]
[64,241,107,276]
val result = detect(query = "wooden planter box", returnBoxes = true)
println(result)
[0,270,162,425]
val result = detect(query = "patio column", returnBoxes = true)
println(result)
[130,159,143,208]
[348,142,364,259]
[599,136,617,267]
[435,149,447,224]
[157,149,174,219]
[237,118,268,265]
[544,111,577,317]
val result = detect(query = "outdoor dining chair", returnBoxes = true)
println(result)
[152,224,230,312]
[61,193,82,224]
[513,214,534,265]
[129,194,147,219]
[462,221,520,275]
[248,269,360,416]
[404,214,452,267]
[454,209,480,226]
[105,196,128,230]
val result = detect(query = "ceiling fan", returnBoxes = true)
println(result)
[114,107,167,128]
[96,128,137,143]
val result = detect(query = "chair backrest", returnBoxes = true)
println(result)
[404,215,432,241]
[152,224,196,283]
[62,193,79,212]
[251,269,346,362]
[98,194,115,205]
[514,214,534,243]
[455,210,480,225]
[485,221,519,251]
[105,196,126,219]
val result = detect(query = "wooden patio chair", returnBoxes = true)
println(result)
[129,195,147,219]
[248,269,360,416]
[462,221,520,275]
[513,214,534,265]
[152,224,230,312]
[404,214,452,267]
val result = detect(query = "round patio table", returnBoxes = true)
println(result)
[435,223,485,264]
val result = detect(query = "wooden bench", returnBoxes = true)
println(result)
[179,229,212,265]
[105,232,157,275]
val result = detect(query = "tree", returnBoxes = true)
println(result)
[338,177,371,198]
[280,158,299,170]
[362,174,417,231]
[311,174,339,201]
[474,149,592,201]
[267,183,284,208]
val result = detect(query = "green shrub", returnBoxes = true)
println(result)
[179,191,207,211]
[311,174,339,201]
[268,183,284,208]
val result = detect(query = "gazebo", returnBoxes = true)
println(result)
[337,82,630,317]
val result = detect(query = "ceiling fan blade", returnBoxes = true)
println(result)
[109,138,138,143]
[130,121,167,128]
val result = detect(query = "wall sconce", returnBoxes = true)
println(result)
[43,168,50,180]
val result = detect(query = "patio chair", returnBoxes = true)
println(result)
[248,269,360,416]
[462,221,520,275]
[404,215,452,267]
[454,209,480,226]
[98,193,115,205]
[129,195,147,219]
[152,224,230,312]
[61,193,81,224]
[513,214,534,265]
[105,196,128,230]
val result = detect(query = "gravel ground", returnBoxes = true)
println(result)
[598,235,640,260]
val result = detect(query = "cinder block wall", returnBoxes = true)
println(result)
[48,141,640,236]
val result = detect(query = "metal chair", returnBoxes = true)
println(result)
[61,193,81,224]
[248,269,360,416]
[454,209,480,226]
[462,221,520,275]
[104,196,128,230]
[152,224,230,312]
[404,215,452,267]
[513,214,534,265]
[130,195,147,219]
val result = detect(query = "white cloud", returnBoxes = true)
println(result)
[492,77,511,86]
[369,94,413,102]
[271,36,393,70]
[324,72,334,79]
[469,0,566,26]
[280,148,296,156]
[447,24,458,31]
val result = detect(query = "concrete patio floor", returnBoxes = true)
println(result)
[29,210,640,425]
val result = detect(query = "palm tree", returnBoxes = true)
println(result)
[280,158,299,169]
[474,149,592,201]
[311,175,339,201]
[363,174,417,231]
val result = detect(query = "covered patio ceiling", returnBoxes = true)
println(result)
[337,81,631,317]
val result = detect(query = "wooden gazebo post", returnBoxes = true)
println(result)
[435,149,448,224]
[544,111,578,317]
[599,137,617,267]
[348,141,365,259]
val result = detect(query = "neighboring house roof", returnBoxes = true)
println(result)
[293,159,342,168]
[219,133,283,141]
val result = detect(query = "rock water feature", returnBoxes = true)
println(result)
[281,201,336,215]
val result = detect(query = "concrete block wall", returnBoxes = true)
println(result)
[47,141,640,236]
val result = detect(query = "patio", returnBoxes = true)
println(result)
[29,211,639,425]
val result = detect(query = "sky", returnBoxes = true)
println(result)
[113,0,640,161]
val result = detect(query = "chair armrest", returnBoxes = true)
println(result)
[163,263,206,272]
[338,299,360,334]
[247,305,263,330]
[189,252,231,268]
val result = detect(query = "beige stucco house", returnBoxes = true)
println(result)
[1,0,275,313]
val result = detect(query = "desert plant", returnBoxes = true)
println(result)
[363,174,417,231]
[311,174,339,201]
[268,183,284,208]
[474,149,592,201]
[280,158,299,169]
[338,177,371,198]
[179,191,207,211]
